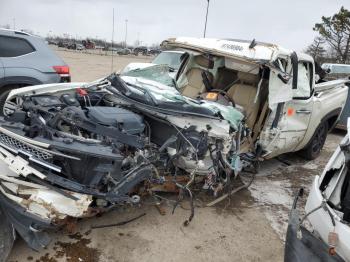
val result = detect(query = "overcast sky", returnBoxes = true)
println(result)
[0,0,348,50]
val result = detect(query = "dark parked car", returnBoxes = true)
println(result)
[149,48,161,56]
[0,29,70,111]
[57,41,68,48]
[82,39,95,49]
[117,48,131,55]
[67,42,77,50]
[133,46,148,56]
[47,40,58,46]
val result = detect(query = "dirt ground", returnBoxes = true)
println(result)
[6,48,346,262]
[54,48,153,82]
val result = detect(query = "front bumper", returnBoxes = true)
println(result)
[284,190,344,262]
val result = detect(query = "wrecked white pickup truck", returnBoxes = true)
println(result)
[0,37,348,259]
[124,37,349,160]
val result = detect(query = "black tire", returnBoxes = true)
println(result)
[301,121,328,160]
[0,86,17,116]
[0,208,15,262]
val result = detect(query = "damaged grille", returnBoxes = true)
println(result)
[0,132,53,160]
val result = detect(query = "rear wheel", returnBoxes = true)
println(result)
[301,121,328,160]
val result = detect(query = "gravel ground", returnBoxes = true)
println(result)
[6,48,346,262]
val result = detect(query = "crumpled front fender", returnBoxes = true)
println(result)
[0,192,54,252]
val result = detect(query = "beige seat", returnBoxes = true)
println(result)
[181,56,213,98]
[213,67,238,90]
[227,72,260,128]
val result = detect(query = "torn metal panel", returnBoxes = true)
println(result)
[0,192,53,251]
[162,37,282,62]
[268,69,293,108]
[284,191,344,262]
[0,148,92,220]
[0,147,47,179]
[288,128,350,261]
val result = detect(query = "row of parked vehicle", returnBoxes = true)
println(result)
[50,39,161,56]
[50,39,96,50]
[1,28,350,261]
[102,46,161,56]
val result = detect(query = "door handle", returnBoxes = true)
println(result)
[296,109,311,114]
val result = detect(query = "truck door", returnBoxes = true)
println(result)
[260,59,314,158]
[282,61,314,150]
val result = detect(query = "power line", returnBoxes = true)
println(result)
[111,8,115,73]
[125,19,128,48]
[203,0,210,38]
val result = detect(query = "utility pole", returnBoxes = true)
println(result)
[203,0,210,38]
[111,8,115,72]
[124,19,128,48]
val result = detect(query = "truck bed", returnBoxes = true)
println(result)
[315,79,350,93]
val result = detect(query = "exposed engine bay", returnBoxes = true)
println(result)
[0,74,247,250]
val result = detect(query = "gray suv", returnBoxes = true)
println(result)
[0,29,70,109]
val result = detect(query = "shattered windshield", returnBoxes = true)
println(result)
[152,51,183,70]
[121,64,176,87]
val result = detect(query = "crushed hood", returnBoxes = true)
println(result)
[120,75,244,130]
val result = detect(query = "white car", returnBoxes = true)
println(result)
[285,121,350,262]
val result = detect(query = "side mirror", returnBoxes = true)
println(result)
[277,73,291,84]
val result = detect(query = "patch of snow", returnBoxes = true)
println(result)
[249,180,293,206]
[263,207,290,241]
[246,176,294,240]
[301,162,319,170]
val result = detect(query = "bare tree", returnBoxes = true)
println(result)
[313,6,350,63]
[305,37,326,62]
